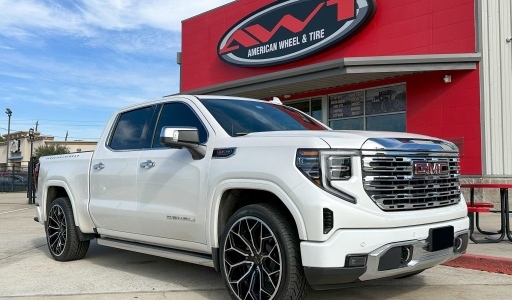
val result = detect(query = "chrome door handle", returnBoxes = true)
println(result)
[93,163,105,170]
[140,160,155,169]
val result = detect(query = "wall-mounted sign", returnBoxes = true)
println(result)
[218,0,377,67]
[329,90,364,119]
[365,84,406,115]
[9,139,20,153]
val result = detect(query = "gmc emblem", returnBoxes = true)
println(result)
[414,162,449,176]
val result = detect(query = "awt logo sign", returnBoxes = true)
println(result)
[217,0,377,67]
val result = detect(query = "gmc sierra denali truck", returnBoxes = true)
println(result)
[35,95,469,300]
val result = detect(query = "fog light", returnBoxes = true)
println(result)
[401,246,413,264]
[454,236,463,252]
[346,255,367,267]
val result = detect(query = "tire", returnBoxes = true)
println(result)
[220,204,309,300]
[46,197,90,261]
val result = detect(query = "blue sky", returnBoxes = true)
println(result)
[0,0,232,141]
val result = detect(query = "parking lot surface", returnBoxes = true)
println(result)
[1,193,511,300]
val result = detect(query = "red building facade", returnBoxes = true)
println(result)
[181,0,482,175]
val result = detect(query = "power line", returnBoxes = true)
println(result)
[12,117,107,123]
[11,123,104,127]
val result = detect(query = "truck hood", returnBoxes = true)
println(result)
[244,131,458,152]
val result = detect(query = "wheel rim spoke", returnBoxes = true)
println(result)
[224,217,282,300]
[47,205,67,256]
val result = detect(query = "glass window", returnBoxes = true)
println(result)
[287,101,310,115]
[109,106,154,150]
[200,98,326,137]
[366,113,406,132]
[330,118,364,130]
[152,102,208,148]
[311,98,322,121]
[328,84,406,131]
[365,85,406,115]
[287,98,323,122]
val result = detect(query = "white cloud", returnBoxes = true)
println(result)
[0,0,234,36]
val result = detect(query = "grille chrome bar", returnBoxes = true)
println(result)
[362,154,460,211]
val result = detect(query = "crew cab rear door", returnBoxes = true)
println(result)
[136,100,214,245]
[89,105,157,234]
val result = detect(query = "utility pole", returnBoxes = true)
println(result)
[35,121,39,132]
[65,130,68,141]
[5,108,12,165]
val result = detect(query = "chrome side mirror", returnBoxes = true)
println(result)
[160,127,206,160]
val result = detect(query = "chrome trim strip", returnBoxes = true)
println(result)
[362,154,461,211]
[359,230,469,281]
[361,138,459,152]
[362,150,459,157]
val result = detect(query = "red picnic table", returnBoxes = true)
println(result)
[461,184,512,243]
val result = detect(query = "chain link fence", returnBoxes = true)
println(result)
[0,165,29,192]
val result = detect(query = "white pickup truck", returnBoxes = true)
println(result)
[35,95,469,300]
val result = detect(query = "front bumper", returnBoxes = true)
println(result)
[301,217,469,289]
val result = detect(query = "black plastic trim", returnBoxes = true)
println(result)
[323,208,333,234]
[310,269,429,290]
[212,247,221,272]
[75,226,96,241]
[304,266,366,287]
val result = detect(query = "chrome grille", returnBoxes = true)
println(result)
[362,154,460,211]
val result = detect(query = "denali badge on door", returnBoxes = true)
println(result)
[218,0,377,67]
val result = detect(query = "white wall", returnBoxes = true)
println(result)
[479,0,512,176]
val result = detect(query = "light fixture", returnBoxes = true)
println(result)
[443,75,452,83]
[29,128,34,141]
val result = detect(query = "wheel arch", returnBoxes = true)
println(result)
[208,180,307,249]
[42,180,79,226]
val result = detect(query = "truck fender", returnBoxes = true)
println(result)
[208,179,308,249]
[41,180,80,227]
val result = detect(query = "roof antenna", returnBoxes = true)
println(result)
[269,97,282,105]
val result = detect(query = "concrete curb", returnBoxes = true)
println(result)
[442,254,512,275]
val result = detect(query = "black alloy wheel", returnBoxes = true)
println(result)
[46,197,90,261]
[220,204,309,300]
[224,216,283,299]
[47,204,67,256]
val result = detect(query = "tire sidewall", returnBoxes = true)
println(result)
[220,205,295,300]
[46,197,73,261]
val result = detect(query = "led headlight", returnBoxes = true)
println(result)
[296,149,358,203]
[296,150,321,185]
[327,156,351,180]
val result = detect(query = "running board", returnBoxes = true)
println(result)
[97,238,214,268]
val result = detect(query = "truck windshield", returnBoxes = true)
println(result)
[200,99,327,136]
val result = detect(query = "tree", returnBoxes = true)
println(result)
[0,136,4,142]
[34,144,70,160]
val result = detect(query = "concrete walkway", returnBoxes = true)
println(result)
[1,193,511,299]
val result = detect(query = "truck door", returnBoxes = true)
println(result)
[89,105,157,234]
[136,101,213,244]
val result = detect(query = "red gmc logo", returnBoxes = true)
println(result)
[414,163,449,176]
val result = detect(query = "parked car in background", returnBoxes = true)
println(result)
[0,174,28,192]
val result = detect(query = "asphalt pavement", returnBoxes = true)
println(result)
[1,193,511,300]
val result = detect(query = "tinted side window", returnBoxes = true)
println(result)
[109,106,154,150]
[153,103,208,148]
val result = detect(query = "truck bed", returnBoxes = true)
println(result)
[37,151,95,233]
